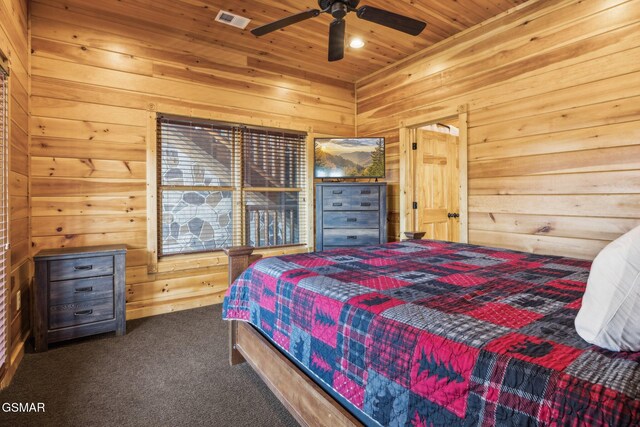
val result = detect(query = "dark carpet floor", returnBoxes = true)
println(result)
[0,305,299,427]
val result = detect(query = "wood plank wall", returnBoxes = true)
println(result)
[23,0,640,326]
[29,0,355,319]
[357,0,640,260]
[0,0,30,387]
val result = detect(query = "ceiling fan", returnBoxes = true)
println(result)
[251,0,427,62]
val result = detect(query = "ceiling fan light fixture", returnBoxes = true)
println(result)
[349,38,365,48]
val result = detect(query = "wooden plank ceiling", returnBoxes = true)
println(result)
[54,0,527,83]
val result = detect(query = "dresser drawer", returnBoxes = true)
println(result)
[321,186,380,211]
[323,228,380,246]
[49,255,114,281]
[322,195,379,211]
[49,276,114,306]
[323,211,380,228]
[49,297,114,330]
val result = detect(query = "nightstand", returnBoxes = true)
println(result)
[403,231,426,240]
[33,245,127,352]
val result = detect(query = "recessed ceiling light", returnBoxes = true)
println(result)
[349,38,365,49]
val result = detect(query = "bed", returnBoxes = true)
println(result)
[222,240,640,426]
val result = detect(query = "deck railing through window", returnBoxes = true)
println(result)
[246,205,300,248]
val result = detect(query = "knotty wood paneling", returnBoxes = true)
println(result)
[27,0,640,324]
[27,0,524,84]
[0,0,30,388]
[28,0,357,319]
[356,0,640,259]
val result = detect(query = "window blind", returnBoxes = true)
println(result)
[0,68,8,371]
[243,128,307,248]
[157,115,307,256]
[157,116,241,256]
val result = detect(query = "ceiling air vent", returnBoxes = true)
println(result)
[215,10,251,29]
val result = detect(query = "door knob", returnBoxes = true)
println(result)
[448,213,460,219]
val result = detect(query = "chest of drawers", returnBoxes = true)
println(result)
[33,245,127,352]
[315,183,387,251]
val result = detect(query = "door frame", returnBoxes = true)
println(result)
[399,104,469,243]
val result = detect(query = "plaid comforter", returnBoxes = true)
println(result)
[222,240,640,426]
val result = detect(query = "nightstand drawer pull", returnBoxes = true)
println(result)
[361,202,371,207]
[74,309,93,316]
[333,202,343,207]
[332,190,343,194]
[74,265,93,271]
[347,218,358,222]
[347,236,358,240]
[74,286,94,293]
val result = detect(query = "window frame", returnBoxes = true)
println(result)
[146,110,314,274]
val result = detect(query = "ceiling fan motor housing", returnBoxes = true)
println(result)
[319,0,361,15]
[331,3,348,19]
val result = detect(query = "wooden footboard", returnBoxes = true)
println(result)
[225,246,361,427]
[234,320,361,427]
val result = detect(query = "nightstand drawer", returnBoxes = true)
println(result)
[323,229,380,246]
[49,276,114,306]
[49,297,114,330]
[49,255,114,281]
[323,211,380,228]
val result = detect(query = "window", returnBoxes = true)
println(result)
[157,115,307,256]
[0,61,8,371]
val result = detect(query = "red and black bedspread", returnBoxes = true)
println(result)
[222,240,640,426]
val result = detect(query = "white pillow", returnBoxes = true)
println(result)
[575,225,640,352]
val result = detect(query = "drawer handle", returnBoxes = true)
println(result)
[332,202,343,207]
[347,236,358,240]
[346,218,358,222]
[332,190,343,194]
[74,309,93,316]
[75,287,94,293]
[361,202,371,207]
[361,190,371,194]
[74,265,93,271]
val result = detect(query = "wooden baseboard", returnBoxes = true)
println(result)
[234,321,362,427]
[0,334,27,390]
[125,290,226,320]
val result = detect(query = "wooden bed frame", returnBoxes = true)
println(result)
[224,246,362,427]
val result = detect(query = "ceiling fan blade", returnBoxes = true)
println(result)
[251,9,320,37]
[328,19,345,62]
[356,6,426,36]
